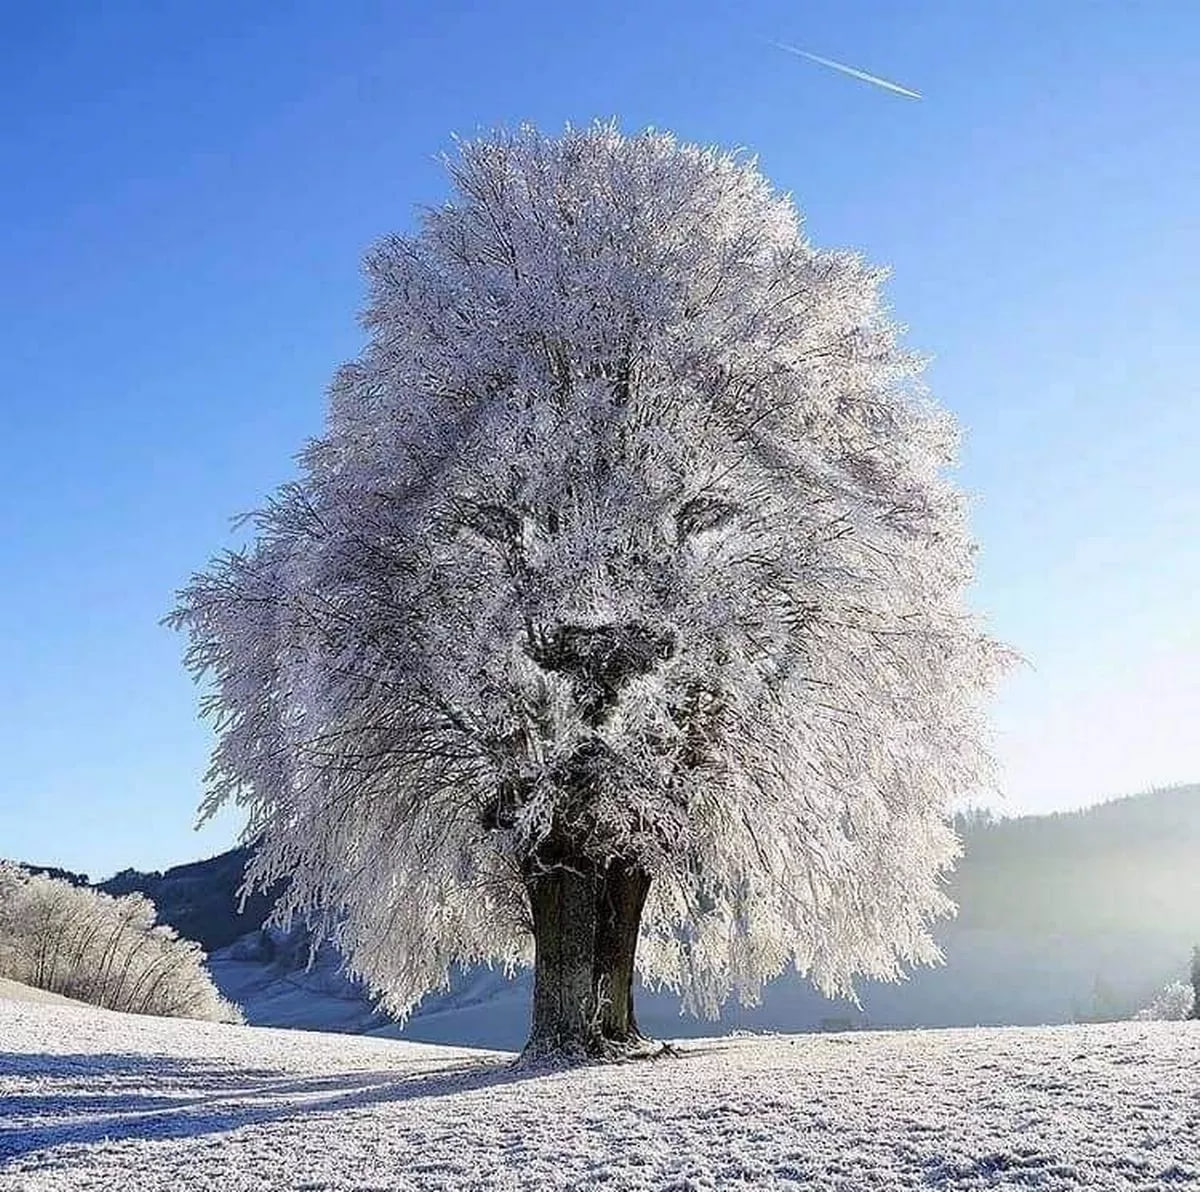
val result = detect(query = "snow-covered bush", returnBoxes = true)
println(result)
[1134,980,1194,1022]
[0,862,242,1023]
[0,860,27,976]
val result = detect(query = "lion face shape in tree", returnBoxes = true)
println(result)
[398,390,816,870]
[176,128,1000,1018]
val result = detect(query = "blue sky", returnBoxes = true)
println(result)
[1,0,1196,878]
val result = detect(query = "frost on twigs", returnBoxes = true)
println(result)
[0,862,242,1023]
[1134,981,1195,1022]
[169,123,1009,1053]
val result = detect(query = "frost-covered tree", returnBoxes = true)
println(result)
[1192,946,1200,1020]
[0,861,26,977]
[0,862,241,1022]
[1134,980,1195,1022]
[170,125,1007,1057]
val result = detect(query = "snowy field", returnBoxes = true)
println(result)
[1,996,1198,1191]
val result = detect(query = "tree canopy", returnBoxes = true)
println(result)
[171,125,1007,1047]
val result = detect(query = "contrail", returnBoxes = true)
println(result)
[771,40,922,100]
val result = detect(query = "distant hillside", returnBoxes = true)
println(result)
[97,845,282,953]
[20,862,92,887]
[13,782,1199,1045]
[953,784,1200,939]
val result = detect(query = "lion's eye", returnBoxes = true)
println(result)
[677,496,739,540]
[459,502,522,545]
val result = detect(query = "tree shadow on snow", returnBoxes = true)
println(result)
[0,1051,534,1167]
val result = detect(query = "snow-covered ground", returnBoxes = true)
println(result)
[0,981,84,1009]
[1,998,1197,1191]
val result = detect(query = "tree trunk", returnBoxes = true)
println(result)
[526,859,601,1055]
[593,859,651,1044]
[523,853,651,1059]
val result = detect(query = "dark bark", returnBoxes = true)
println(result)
[526,859,600,1054]
[522,850,651,1058]
[593,859,651,1043]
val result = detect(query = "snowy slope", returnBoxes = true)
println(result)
[2,997,1198,1189]
[0,981,83,1009]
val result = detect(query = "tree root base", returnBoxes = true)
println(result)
[515,1033,676,1069]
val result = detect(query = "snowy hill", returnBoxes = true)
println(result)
[1,995,1197,1190]
[0,980,83,1009]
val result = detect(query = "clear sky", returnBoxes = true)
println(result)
[1,0,1196,879]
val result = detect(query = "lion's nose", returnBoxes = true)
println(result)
[527,622,676,724]
[530,623,676,682]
